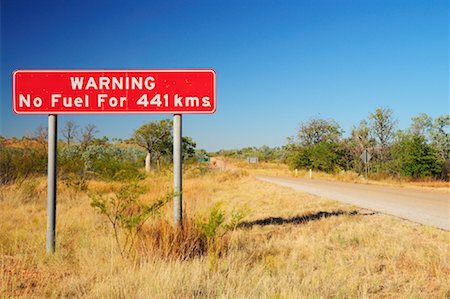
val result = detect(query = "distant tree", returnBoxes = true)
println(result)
[133,119,173,172]
[369,107,397,164]
[351,120,373,152]
[286,141,342,172]
[79,124,98,150]
[390,133,441,178]
[111,137,123,143]
[33,125,48,150]
[429,115,450,161]
[348,120,375,173]
[61,120,78,147]
[410,113,432,138]
[182,136,197,160]
[92,136,109,146]
[310,142,341,172]
[297,117,342,147]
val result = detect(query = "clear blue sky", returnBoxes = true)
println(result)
[1,0,448,151]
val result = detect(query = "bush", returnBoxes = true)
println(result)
[390,135,442,179]
[287,142,341,172]
[90,182,170,257]
[0,147,47,184]
[59,145,85,177]
[59,144,146,181]
[136,204,238,263]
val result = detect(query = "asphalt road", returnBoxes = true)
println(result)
[256,175,449,231]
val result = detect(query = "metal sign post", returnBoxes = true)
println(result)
[360,149,371,180]
[173,114,182,226]
[46,114,57,254]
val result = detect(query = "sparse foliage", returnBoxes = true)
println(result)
[429,115,450,161]
[33,125,48,150]
[369,107,397,164]
[90,182,170,257]
[61,120,78,147]
[410,113,432,137]
[79,124,98,150]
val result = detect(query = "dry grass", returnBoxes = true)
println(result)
[1,167,449,298]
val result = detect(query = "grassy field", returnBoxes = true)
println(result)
[1,164,449,298]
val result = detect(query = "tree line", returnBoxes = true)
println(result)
[0,119,198,184]
[220,108,449,181]
[285,108,449,180]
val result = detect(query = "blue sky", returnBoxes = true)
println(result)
[1,0,448,151]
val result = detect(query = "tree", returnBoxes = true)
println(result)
[369,107,397,164]
[133,119,173,172]
[182,136,197,160]
[429,115,450,161]
[61,120,78,147]
[33,125,48,150]
[410,113,432,138]
[390,133,441,178]
[348,120,374,173]
[297,117,342,147]
[79,124,98,150]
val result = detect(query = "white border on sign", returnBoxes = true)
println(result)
[12,69,217,115]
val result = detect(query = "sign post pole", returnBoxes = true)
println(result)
[46,114,57,254]
[173,114,182,226]
[360,149,371,180]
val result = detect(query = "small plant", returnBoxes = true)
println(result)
[90,182,170,257]
[64,174,87,192]
[199,204,225,239]
[225,205,251,230]
[16,178,41,202]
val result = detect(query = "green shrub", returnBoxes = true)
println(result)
[0,147,47,185]
[90,182,170,257]
[391,135,442,179]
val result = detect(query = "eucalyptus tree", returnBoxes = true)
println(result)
[133,119,173,172]
[368,107,397,164]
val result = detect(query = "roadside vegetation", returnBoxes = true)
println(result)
[1,165,449,297]
[215,108,450,182]
[0,113,449,298]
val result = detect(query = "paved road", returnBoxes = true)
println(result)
[256,175,449,230]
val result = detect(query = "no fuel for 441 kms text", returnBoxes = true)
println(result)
[136,93,212,108]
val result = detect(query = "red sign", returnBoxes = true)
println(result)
[13,69,216,114]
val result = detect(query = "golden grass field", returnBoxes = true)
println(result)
[1,162,449,298]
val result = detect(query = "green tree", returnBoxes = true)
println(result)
[182,136,197,160]
[391,133,441,178]
[286,147,312,170]
[133,119,173,172]
[297,117,342,147]
[369,107,397,165]
[310,142,340,172]
[410,113,432,137]
[429,115,450,161]
[348,120,375,173]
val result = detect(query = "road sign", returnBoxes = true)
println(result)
[197,157,210,162]
[247,157,259,164]
[13,68,217,254]
[360,150,371,164]
[13,69,216,114]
